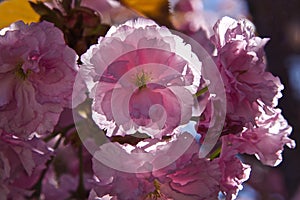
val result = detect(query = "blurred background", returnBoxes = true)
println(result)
[245,1,300,199]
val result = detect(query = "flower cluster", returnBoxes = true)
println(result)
[0,21,78,138]
[0,0,295,199]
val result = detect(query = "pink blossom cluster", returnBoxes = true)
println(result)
[198,16,295,166]
[89,133,250,200]
[0,21,78,138]
[0,0,296,199]
[0,20,78,199]
[0,130,52,199]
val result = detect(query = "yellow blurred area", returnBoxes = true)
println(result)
[120,0,169,17]
[0,0,40,29]
[119,0,172,27]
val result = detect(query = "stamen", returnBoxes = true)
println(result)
[144,179,167,200]
[135,70,152,89]
[15,63,31,80]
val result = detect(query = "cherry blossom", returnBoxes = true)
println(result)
[90,133,252,199]
[90,133,220,199]
[217,154,251,200]
[0,130,52,200]
[171,0,214,53]
[0,1,294,198]
[221,102,295,167]
[0,21,78,138]
[80,18,202,138]
[197,16,284,133]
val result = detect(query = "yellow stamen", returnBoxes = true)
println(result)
[144,179,166,200]
[135,70,152,89]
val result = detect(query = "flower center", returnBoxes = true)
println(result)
[15,63,31,80]
[135,70,152,89]
[144,179,167,200]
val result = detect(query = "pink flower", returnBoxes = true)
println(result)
[197,98,244,142]
[91,133,222,199]
[0,21,78,138]
[211,16,283,126]
[171,0,214,53]
[213,128,252,199]
[171,0,207,33]
[81,0,138,25]
[217,154,251,200]
[42,172,78,200]
[81,18,202,138]
[90,132,254,199]
[42,168,94,200]
[0,130,52,200]
[221,102,295,167]
[160,155,221,200]
[40,140,94,200]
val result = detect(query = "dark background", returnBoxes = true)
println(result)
[246,0,300,199]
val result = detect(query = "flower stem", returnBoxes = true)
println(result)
[43,123,75,142]
[209,146,221,159]
[74,144,87,199]
[30,134,63,199]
